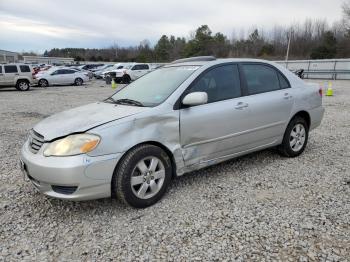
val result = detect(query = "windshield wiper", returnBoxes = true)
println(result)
[104,97,145,107]
[115,99,145,107]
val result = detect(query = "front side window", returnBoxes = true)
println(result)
[20,65,31,73]
[4,65,18,73]
[110,66,199,107]
[186,64,241,103]
[241,64,280,95]
[0,66,2,73]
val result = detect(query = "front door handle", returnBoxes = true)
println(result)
[235,102,248,110]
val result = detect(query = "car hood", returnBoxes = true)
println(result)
[33,102,149,141]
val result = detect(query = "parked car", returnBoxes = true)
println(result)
[113,63,152,83]
[78,64,103,71]
[0,64,36,91]
[36,68,89,87]
[100,63,131,79]
[20,57,324,208]
[69,67,93,79]
[93,64,114,78]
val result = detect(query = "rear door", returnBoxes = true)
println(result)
[3,65,19,85]
[179,64,251,166]
[64,69,76,84]
[237,63,294,146]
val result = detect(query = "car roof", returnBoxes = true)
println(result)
[166,58,279,67]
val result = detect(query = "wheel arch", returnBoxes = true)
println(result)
[110,141,177,199]
[290,110,311,128]
[16,78,30,85]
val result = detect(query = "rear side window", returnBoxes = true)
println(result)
[241,64,280,95]
[20,65,31,73]
[65,69,75,74]
[4,65,18,73]
[187,64,241,103]
[278,73,290,89]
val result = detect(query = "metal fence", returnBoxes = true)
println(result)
[275,58,350,80]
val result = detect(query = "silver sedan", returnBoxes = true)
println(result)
[20,57,324,208]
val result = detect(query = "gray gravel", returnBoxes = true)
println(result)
[0,79,349,261]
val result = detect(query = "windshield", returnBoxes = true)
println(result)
[110,65,199,107]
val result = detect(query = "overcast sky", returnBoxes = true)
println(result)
[0,0,345,53]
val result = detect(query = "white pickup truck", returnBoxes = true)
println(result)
[113,63,152,83]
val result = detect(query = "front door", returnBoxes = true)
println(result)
[180,64,250,166]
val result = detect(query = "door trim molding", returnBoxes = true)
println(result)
[183,120,285,148]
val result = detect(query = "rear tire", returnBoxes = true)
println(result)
[278,116,309,157]
[75,78,83,86]
[16,80,30,91]
[112,144,172,208]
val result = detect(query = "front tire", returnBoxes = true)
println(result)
[112,144,172,208]
[38,79,49,88]
[122,74,131,84]
[278,116,309,157]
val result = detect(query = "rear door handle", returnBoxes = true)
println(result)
[235,102,248,110]
[283,93,293,99]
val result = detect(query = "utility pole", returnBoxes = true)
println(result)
[285,30,292,66]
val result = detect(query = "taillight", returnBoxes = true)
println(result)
[319,88,323,97]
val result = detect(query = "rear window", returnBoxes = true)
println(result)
[4,65,18,73]
[20,65,31,73]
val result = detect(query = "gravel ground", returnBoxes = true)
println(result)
[0,79,349,261]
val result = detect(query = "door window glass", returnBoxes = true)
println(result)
[20,65,31,73]
[241,64,280,95]
[4,65,18,73]
[187,64,241,103]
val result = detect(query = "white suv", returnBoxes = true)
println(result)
[0,64,36,91]
[114,63,152,83]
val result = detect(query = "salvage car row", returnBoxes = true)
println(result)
[0,62,161,91]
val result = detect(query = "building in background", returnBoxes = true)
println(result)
[0,49,19,63]
[22,56,74,65]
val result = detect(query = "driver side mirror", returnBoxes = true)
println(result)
[182,92,208,106]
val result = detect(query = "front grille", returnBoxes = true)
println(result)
[29,129,45,154]
[51,185,78,195]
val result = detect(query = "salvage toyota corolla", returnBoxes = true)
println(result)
[20,57,324,208]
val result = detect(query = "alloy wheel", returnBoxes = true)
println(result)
[290,123,306,152]
[130,156,166,199]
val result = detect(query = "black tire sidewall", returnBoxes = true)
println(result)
[75,78,83,86]
[16,80,29,91]
[39,79,48,87]
[281,117,309,157]
[113,145,172,208]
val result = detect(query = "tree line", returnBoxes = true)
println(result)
[38,3,350,63]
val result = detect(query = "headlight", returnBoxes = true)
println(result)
[44,134,100,157]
